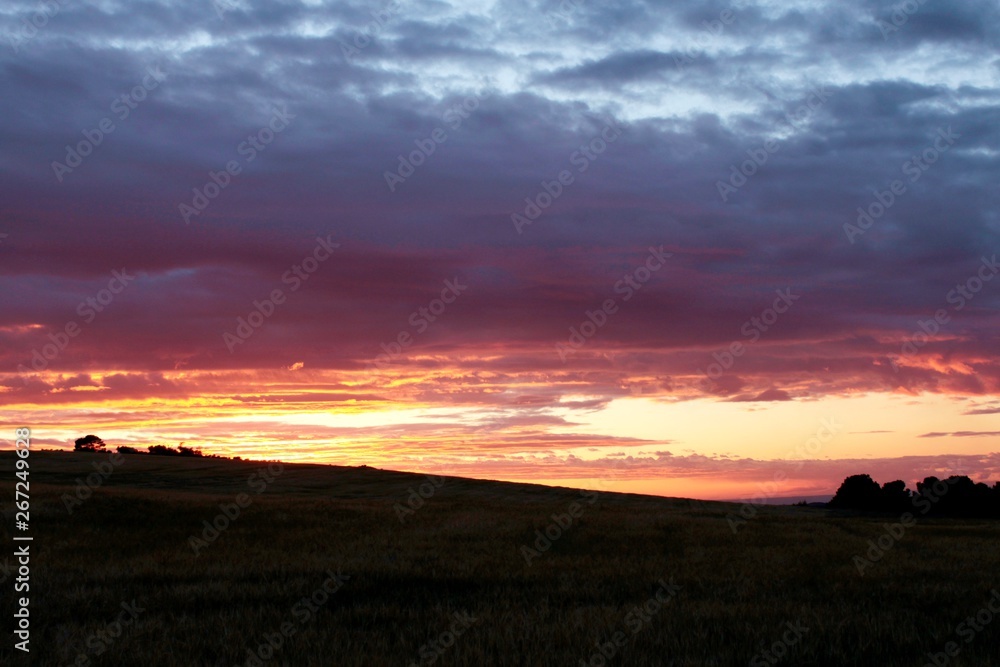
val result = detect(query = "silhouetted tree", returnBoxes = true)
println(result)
[880,480,911,512]
[74,435,106,452]
[972,481,995,517]
[829,474,883,510]
[116,445,141,454]
[915,476,941,494]
[829,473,1000,518]
[931,476,995,518]
[915,475,943,512]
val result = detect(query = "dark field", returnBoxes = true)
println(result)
[3,452,1000,666]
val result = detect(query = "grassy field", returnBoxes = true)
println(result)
[2,452,999,666]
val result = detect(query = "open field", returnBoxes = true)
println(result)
[3,452,1000,666]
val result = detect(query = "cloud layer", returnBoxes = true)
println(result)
[2,0,998,493]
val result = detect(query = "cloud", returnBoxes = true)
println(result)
[729,388,793,402]
[919,431,1000,438]
[963,405,1000,415]
[0,0,998,485]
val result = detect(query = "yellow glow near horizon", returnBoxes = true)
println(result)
[5,370,999,500]
[565,393,1000,460]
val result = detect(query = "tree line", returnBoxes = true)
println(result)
[73,435,217,458]
[829,473,1000,518]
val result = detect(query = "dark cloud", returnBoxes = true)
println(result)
[0,0,997,414]
[535,50,681,88]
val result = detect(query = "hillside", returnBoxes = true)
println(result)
[4,451,1000,666]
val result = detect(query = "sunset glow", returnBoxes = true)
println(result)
[3,0,999,501]
[5,363,999,499]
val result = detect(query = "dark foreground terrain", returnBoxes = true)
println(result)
[3,452,999,666]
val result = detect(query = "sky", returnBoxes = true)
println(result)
[1,0,999,501]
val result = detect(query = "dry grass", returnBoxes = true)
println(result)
[3,452,999,666]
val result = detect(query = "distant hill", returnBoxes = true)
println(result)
[10,450,724,508]
[717,493,833,505]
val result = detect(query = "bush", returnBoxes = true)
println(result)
[148,445,205,457]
